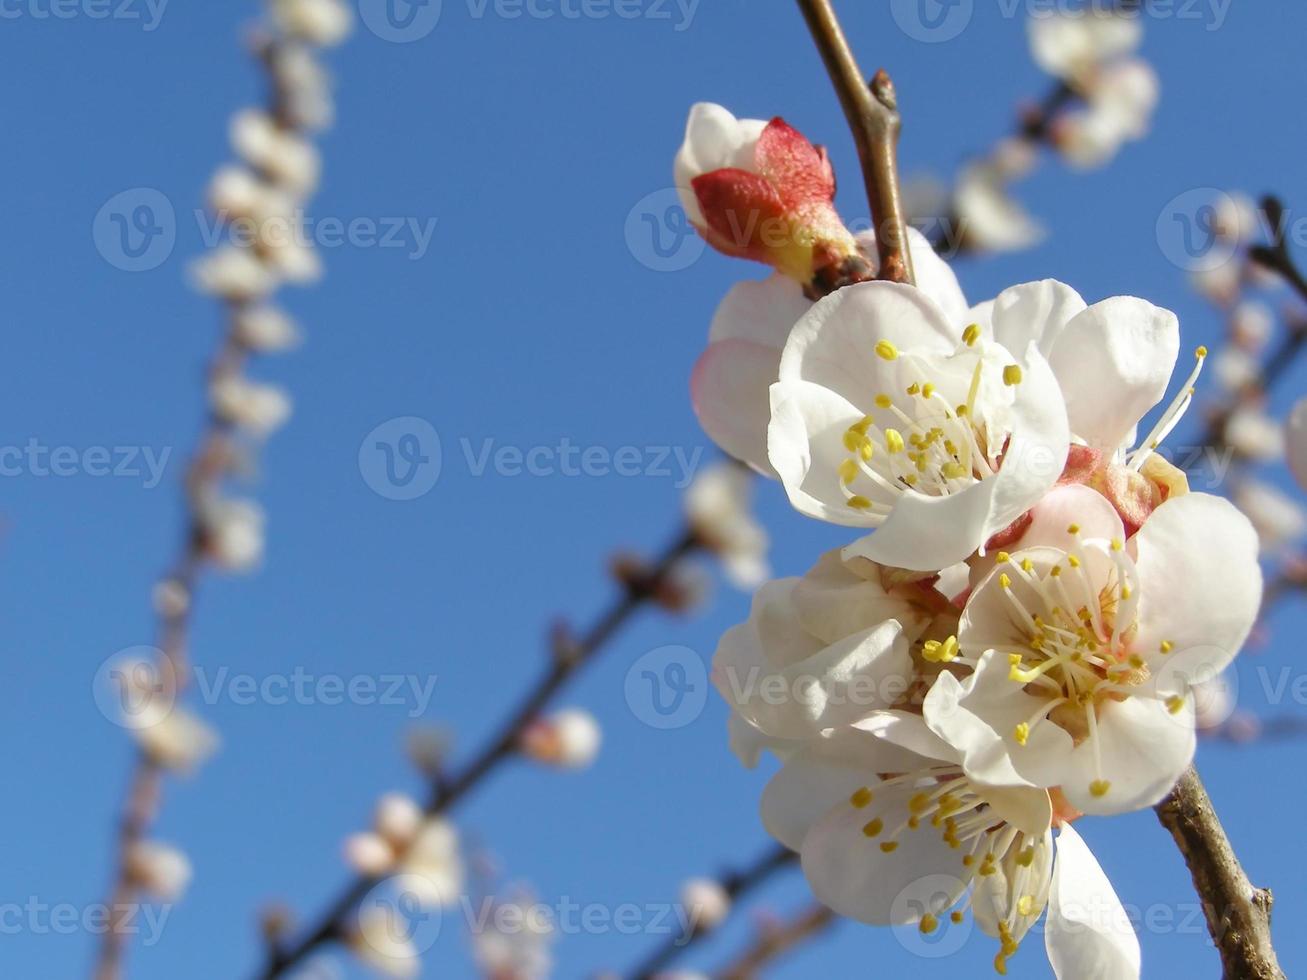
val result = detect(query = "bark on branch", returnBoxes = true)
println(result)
[1154,767,1284,979]
[795,0,915,286]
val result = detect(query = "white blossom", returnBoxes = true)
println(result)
[673,103,768,229]
[1231,300,1275,350]
[231,109,321,196]
[272,0,354,47]
[207,166,297,224]
[954,165,1045,254]
[198,497,266,571]
[189,246,277,301]
[127,841,193,900]
[351,907,421,979]
[344,831,397,876]
[923,485,1261,816]
[1213,192,1260,246]
[521,708,602,769]
[1224,407,1284,462]
[1028,9,1143,84]
[684,462,769,589]
[680,878,731,932]
[235,305,302,352]
[375,793,424,848]
[1212,347,1259,393]
[400,819,463,907]
[211,375,293,437]
[472,892,554,980]
[1235,479,1307,551]
[134,704,219,773]
[271,44,336,131]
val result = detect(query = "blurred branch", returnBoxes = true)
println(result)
[1154,768,1285,980]
[626,844,796,980]
[718,903,837,980]
[795,0,914,285]
[260,528,703,979]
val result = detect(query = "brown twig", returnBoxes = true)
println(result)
[718,903,837,980]
[1154,768,1285,979]
[795,0,914,286]
[626,844,796,980]
[259,528,703,979]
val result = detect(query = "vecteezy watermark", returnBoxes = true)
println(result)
[93,188,177,273]
[92,187,440,272]
[359,0,699,42]
[0,899,172,944]
[359,417,705,500]
[624,645,708,730]
[625,188,704,273]
[1158,188,1307,273]
[0,0,169,30]
[0,440,171,488]
[891,0,1233,44]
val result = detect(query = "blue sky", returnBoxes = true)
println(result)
[2,1,1305,978]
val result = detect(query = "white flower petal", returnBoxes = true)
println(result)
[1046,823,1140,980]
[1047,296,1180,451]
[990,280,1088,359]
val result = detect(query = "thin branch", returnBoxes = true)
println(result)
[259,528,703,979]
[626,844,796,980]
[718,903,837,980]
[1154,768,1285,979]
[795,0,914,286]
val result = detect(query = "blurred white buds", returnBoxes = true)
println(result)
[375,793,424,849]
[521,709,602,770]
[405,725,454,778]
[684,462,769,590]
[1212,347,1259,393]
[234,305,302,352]
[343,797,464,908]
[680,878,731,932]
[211,375,293,437]
[402,819,464,907]
[1236,479,1307,552]
[231,110,321,197]
[350,907,421,979]
[1028,8,1142,85]
[473,892,555,980]
[1214,192,1261,248]
[272,0,354,48]
[189,246,278,301]
[151,578,191,619]
[344,831,397,877]
[197,497,267,572]
[1232,300,1275,351]
[127,841,193,901]
[1225,408,1285,462]
[134,705,219,773]
[271,44,336,131]
[954,164,1044,254]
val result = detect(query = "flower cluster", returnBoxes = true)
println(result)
[682,107,1263,977]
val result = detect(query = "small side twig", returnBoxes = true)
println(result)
[718,903,837,980]
[795,0,915,286]
[1154,768,1284,980]
[259,528,703,979]
[626,844,796,980]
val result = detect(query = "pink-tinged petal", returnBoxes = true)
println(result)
[1046,823,1140,980]
[768,379,879,528]
[1131,493,1262,681]
[778,281,958,404]
[1062,696,1195,816]
[1287,397,1307,491]
[1017,483,1125,550]
[1047,297,1179,451]
[991,280,1088,359]
[691,167,790,264]
[754,117,836,209]
[692,339,784,476]
[708,274,811,346]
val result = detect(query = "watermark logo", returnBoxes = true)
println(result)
[1156,188,1239,273]
[93,647,175,730]
[359,417,443,500]
[625,188,704,273]
[0,0,169,30]
[624,645,708,729]
[93,188,176,272]
[359,0,444,41]
[891,0,974,43]
[357,875,444,959]
[890,874,973,957]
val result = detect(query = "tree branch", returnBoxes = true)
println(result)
[626,844,796,980]
[795,0,914,286]
[718,903,836,980]
[259,528,703,979]
[1154,768,1284,979]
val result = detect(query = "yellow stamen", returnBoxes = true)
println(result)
[962,323,980,347]
[850,787,873,808]
[1003,364,1023,386]
[862,818,884,838]
[1090,779,1111,799]
[875,340,899,361]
